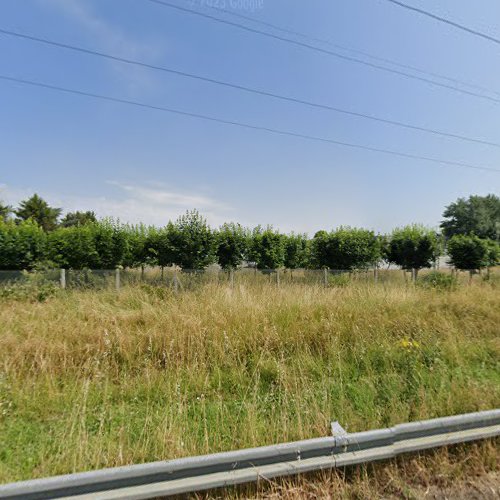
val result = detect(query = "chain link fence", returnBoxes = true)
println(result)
[0,267,497,291]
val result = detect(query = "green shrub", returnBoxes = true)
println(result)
[328,273,350,287]
[417,271,457,291]
[0,271,59,302]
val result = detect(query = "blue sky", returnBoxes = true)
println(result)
[0,0,499,233]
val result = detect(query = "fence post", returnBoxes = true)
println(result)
[276,269,280,287]
[173,269,179,293]
[115,268,121,291]
[324,268,328,288]
[60,268,66,289]
[230,268,234,289]
[411,268,417,284]
[374,266,379,284]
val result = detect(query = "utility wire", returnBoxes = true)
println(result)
[1,27,498,148]
[385,0,500,47]
[1,74,498,173]
[185,0,500,98]
[143,0,500,105]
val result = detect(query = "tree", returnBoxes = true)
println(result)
[170,210,216,269]
[48,225,97,269]
[216,223,249,270]
[310,227,380,270]
[485,239,500,268]
[309,230,329,268]
[60,211,97,228]
[447,234,491,281]
[122,224,157,274]
[15,194,62,232]
[0,201,12,221]
[0,219,47,270]
[147,223,178,269]
[441,194,500,240]
[91,220,129,269]
[386,225,438,277]
[249,226,285,270]
[283,233,309,270]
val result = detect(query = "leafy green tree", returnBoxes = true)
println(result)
[386,225,438,275]
[48,225,97,269]
[216,223,249,270]
[310,227,380,270]
[123,225,145,268]
[284,233,309,269]
[378,234,391,263]
[249,226,285,270]
[309,230,329,268]
[91,220,129,269]
[60,211,97,228]
[0,201,12,221]
[485,239,500,268]
[147,223,179,269]
[170,210,216,269]
[0,219,47,270]
[447,235,491,271]
[122,224,155,270]
[15,194,62,231]
[441,194,500,240]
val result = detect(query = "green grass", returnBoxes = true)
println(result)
[0,280,499,483]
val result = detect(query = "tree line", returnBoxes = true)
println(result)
[0,194,498,273]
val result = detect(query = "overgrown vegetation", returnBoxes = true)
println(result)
[1,194,499,273]
[0,280,498,482]
[416,270,457,291]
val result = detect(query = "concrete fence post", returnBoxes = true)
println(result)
[115,268,121,291]
[324,268,328,288]
[174,269,179,293]
[374,266,379,284]
[276,269,280,287]
[411,268,417,284]
[230,268,234,289]
[60,268,66,289]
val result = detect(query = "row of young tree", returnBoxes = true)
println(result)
[0,194,499,273]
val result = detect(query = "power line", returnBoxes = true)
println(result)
[2,28,499,148]
[385,0,500,47]
[1,74,498,173]
[185,0,500,98]
[143,0,500,105]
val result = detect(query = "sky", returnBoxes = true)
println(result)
[0,0,499,233]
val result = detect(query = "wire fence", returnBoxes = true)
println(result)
[0,266,497,291]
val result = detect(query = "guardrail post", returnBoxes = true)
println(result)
[60,268,66,289]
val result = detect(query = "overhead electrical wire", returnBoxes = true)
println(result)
[183,0,500,98]
[384,0,500,47]
[0,74,498,173]
[143,0,500,104]
[1,27,498,148]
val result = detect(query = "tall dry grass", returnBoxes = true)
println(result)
[0,280,499,484]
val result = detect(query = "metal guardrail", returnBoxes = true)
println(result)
[1,410,498,499]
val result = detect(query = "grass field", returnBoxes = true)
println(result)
[0,279,499,491]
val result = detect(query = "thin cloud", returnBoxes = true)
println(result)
[108,181,229,210]
[38,0,166,90]
[0,183,231,227]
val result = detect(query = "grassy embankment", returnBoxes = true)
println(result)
[0,278,499,487]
